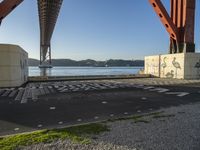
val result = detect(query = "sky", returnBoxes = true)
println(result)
[0,0,200,61]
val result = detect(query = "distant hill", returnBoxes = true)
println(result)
[28,58,144,67]
[28,58,40,66]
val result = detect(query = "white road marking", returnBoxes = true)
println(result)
[54,86,59,88]
[2,90,11,97]
[21,88,29,104]
[149,108,153,111]
[166,92,190,97]
[77,119,82,122]
[124,112,128,115]
[9,90,17,97]
[14,128,19,131]
[137,110,141,113]
[58,121,63,125]
[50,107,56,110]
[141,97,147,100]
[58,86,66,91]
[102,101,107,104]
[110,114,114,117]
[149,88,170,93]
[37,124,43,128]
[143,86,155,90]
[94,116,99,119]
[15,89,24,101]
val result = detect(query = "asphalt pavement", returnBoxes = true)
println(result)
[0,79,200,136]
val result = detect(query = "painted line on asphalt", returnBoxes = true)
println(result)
[94,116,99,119]
[149,88,170,93]
[14,128,19,131]
[58,121,63,125]
[124,112,129,115]
[77,119,82,122]
[141,97,147,100]
[37,124,43,128]
[50,107,56,110]
[166,92,190,97]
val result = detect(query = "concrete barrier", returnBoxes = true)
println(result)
[145,53,200,79]
[0,44,28,87]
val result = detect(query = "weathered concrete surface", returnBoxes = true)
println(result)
[145,53,200,79]
[0,44,28,87]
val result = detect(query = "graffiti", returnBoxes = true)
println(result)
[172,57,181,78]
[161,57,167,76]
[165,70,174,78]
[195,59,200,77]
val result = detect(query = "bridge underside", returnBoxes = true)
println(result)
[38,0,63,67]
[0,0,23,25]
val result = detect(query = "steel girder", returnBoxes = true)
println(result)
[0,0,23,24]
[149,0,196,53]
[37,0,63,65]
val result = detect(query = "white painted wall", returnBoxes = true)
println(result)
[0,44,28,87]
[145,53,200,79]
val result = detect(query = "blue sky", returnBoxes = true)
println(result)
[0,0,200,60]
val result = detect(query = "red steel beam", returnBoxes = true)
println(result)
[149,0,179,41]
[170,0,195,52]
[0,0,23,24]
[171,0,195,43]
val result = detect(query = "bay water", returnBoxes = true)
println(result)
[29,66,143,76]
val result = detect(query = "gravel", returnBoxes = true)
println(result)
[22,103,200,150]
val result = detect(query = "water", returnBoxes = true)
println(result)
[29,66,143,76]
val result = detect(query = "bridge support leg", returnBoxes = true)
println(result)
[39,44,52,68]
[145,0,198,79]
[170,0,196,53]
[149,0,196,54]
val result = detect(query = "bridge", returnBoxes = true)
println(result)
[0,0,63,67]
[0,0,196,66]
[0,0,198,87]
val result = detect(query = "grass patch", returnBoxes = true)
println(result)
[152,114,175,119]
[0,123,109,150]
[105,115,150,124]
[106,115,144,123]
[105,111,175,124]
[146,111,164,116]
[105,112,165,123]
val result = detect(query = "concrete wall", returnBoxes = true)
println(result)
[0,44,28,87]
[145,53,200,79]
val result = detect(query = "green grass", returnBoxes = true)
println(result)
[0,111,176,150]
[0,123,109,150]
[105,111,175,124]
[105,112,164,124]
[152,114,175,119]
[146,111,164,116]
[105,115,144,123]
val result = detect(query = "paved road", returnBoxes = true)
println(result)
[0,79,200,136]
